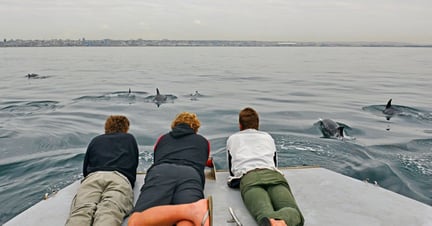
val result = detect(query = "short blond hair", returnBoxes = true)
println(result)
[105,115,130,134]
[171,112,201,133]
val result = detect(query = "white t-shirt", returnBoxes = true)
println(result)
[227,129,280,179]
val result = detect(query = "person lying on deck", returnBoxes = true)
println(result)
[129,112,213,226]
[65,115,139,226]
[226,107,305,226]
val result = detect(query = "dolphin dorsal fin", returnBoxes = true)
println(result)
[385,99,392,109]
[156,88,160,95]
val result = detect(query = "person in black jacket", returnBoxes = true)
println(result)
[129,112,213,226]
[66,115,139,226]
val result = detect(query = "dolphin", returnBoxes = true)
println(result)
[25,73,50,79]
[26,73,39,78]
[190,90,200,101]
[383,99,399,120]
[318,118,344,138]
[383,99,397,115]
[154,88,167,102]
[153,88,167,107]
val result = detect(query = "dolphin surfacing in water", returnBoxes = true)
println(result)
[153,88,167,107]
[383,98,400,120]
[154,88,167,102]
[383,99,397,114]
[26,73,39,78]
[190,90,201,101]
[318,118,344,138]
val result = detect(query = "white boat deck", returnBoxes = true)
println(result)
[5,167,432,226]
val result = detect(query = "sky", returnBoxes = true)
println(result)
[1,0,431,44]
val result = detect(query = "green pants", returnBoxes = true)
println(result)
[240,169,304,226]
[65,171,134,226]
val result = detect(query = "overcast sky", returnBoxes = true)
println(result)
[1,0,431,43]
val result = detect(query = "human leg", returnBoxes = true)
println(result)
[240,171,275,224]
[268,184,298,209]
[268,183,304,226]
[65,173,105,226]
[172,165,204,204]
[133,164,177,212]
[93,172,134,226]
[128,197,212,226]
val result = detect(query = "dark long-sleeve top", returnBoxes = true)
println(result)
[151,123,211,186]
[83,132,139,187]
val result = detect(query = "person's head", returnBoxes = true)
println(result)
[171,112,201,133]
[104,115,130,134]
[239,107,259,130]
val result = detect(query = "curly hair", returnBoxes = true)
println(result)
[171,112,201,133]
[105,115,130,134]
[239,107,259,130]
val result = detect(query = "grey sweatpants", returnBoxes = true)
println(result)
[65,171,134,226]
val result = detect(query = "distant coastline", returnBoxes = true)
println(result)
[1,39,431,48]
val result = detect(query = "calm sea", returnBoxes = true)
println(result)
[1,47,431,224]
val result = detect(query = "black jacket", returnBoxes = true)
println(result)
[83,132,139,187]
[151,123,210,185]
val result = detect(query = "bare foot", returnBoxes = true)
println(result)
[176,220,194,226]
[127,213,140,226]
[270,218,288,226]
[190,198,211,226]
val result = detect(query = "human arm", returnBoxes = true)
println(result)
[153,135,164,152]
[132,136,139,172]
[269,134,278,167]
[206,158,214,168]
[227,149,241,188]
[82,141,92,177]
[228,150,234,176]
[226,139,241,188]
[205,140,213,167]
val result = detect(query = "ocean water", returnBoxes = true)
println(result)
[0,46,431,224]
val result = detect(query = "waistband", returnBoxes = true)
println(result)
[244,168,273,175]
[85,171,131,186]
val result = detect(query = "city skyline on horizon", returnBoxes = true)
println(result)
[4,39,431,48]
[1,0,432,44]
[2,38,429,46]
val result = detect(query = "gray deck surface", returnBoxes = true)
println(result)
[5,167,432,226]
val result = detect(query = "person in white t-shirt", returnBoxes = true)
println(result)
[226,107,304,226]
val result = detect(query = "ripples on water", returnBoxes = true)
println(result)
[0,47,431,223]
